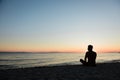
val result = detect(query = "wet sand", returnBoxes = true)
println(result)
[0,62,120,80]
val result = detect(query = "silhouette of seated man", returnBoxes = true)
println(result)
[80,45,97,66]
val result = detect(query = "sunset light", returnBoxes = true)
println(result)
[0,0,120,53]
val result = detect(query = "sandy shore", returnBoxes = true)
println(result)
[0,62,120,80]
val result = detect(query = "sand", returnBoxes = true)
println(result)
[0,62,120,80]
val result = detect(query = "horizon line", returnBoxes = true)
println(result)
[0,51,120,53]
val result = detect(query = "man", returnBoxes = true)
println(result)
[80,45,97,66]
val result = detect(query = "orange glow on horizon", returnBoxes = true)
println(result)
[0,45,119,53]
[0,42,120,53]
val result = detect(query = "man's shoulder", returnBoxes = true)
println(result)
[92,51,97,54]
[86,51,89,54]
[86,51,97,54]
[93,51,96,53]
[92,51,97,55]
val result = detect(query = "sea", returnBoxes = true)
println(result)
[0,52,120,70]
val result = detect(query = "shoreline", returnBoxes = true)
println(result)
[0,62,120,80]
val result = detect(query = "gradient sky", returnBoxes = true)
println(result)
[0,0,120,52]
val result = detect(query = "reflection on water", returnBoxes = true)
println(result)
[0,52,120,69]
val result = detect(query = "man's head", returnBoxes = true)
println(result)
[88,45,93,51]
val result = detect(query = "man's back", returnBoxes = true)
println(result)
[86,51,97,66]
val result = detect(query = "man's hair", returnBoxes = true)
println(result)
[88,45,93,51]
[88,45,93,48]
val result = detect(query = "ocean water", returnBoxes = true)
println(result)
[0,52,120,70]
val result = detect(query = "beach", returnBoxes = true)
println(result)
[0,62,120,80]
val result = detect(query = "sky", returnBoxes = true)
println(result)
[0,0,120,52]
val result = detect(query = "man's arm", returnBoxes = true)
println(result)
[84,52,88,62]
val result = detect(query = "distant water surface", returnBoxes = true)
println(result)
[0,52,120,70]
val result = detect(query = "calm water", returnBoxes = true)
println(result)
[0,52,120,69]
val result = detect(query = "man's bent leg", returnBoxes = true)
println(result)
[80,59,87,66]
